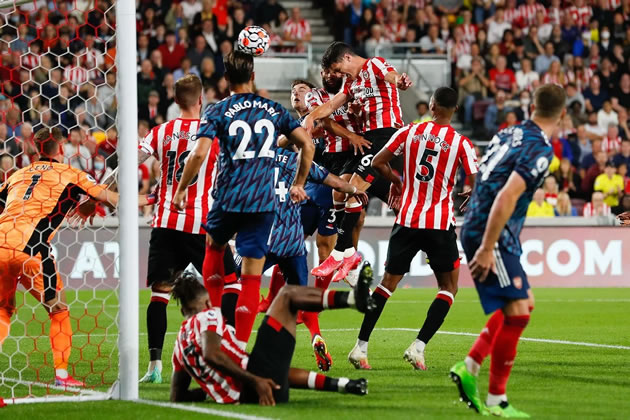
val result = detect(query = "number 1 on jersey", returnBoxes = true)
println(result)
[22,174,42,200]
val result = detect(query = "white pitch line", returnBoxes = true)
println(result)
[135,398,275,420]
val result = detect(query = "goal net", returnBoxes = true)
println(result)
[0,0,131,404]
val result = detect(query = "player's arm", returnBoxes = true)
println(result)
[0,182,7,214]
[323,173,369,205]
[372,147,404,210]
[469,171,527,282]
[201,330,279,406]
[170,369,207,402]
[384,70,413,90]
[320,118,371,155]
[286,127,315,203]
[303,92,349,135]
[96,148,154,188]
[173,136,213,210]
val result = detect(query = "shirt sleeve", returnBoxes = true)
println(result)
[305,91,322,113]
[172,349,183,372]
[74,169,106,199]
[342,76,354,99]
[385,126,410,156]
[197,106,218,140]
[198,309,221,334]
[513,138,554,190]
[278,105,302,136]
[459,137,479,176]
[307,161,329,184]
[138,126,159,156]
[371,57,396,80]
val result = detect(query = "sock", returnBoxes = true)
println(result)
[413,338,426,353]
[49,310,72,372]
[465,356,481,376]
[307,371,349,392]
[489,315,530,396]
[0,308,10,346]
[332,201,345,229]
[147,291,169,363]
[314,272,334,291]
[320,289,355,309]
[486,393,508,407]
[265,265,285,302]
[234,274,262,344]
[147,360,163,373]
[357,284,392,342]
[301,311,321,339]
[203,244,225,307]
[468,310,505,364]
[221,279,240,328]
[329,249,344,261]
[357,339,368,353]
[416,291,454,346]
[334,202,362,252]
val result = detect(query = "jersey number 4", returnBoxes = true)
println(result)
[229,119,275,160]
[166,150,198,186]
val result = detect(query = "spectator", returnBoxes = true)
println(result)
[498,29,515,57]
[594,160,624,207]
[199,57,220,90]
[489,55,517,96]
[535,10,553,43]
[92,153,114,184]
[612,193,630,216]
[158,31,188,72]
[583,191,611,217]
[555,157,582,198]
[459,8,476,44]
[0,123,20,157]
[456,42,482,73]
[139,91,164,128]
[188,35,213,70]
[256,0,286,27]
[138,59,159,107]
[98,72,117,116]
[409,8,429,41]
[514,90,532,121]
[487,8,511,45]
[611,73,630,113]
[574,124,592,164]
[230,8,248,43]
[566,83,586,114]
[200,19,220,56]
[180,0,202,26]
[550,24,571,59]
[476,28,489,56]
[438,15,451,42]
[535,41,560,75]
[385,9,407,42]
[413,101,431,123]
[542,60,566,86]
[160,73,177,111]
[365,24,392,57]
[527,188,555,217]
[602,124,622,157]
[507,39,527,72]
[585,111,606,139]
[99,127,118,169]
[63,128,92,172]
[515,58,539,92]
[618,108,630,140]
[485,43,501,69]
[584,75,609,113]
[543,175,559,206]
[484,90,510,136]
[284,7,311,52]
[523,26,545,60]
[581,138,602,169]
[582,150,607,195]
[458,57,489,128]
[0,154,14,182]
[555,191,578,216]
[356,7,377,46]
[598,100,619,131]
[419,25,445,53]
[613,139,630,168]
[173,57,199,81]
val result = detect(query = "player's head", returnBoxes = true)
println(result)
[429,87,458,121]
[321,42,360,78]
[223,50,255,89]
[171,271,210,317]
[532,84,566,123]
[321,69,343,94]
[290,79,315,115]
[175,74,203,112]
[34,127,64,160]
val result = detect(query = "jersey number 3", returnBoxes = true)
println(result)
[229,119,276,160]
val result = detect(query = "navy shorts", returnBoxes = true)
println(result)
[301,202,337,238]
[263,253,309,286]
[461,235,530,315]
[203,203,274,259]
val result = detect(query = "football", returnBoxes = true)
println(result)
[237,26,270,56]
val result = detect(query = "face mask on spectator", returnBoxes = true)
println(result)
[94,161,105,171]
[521,97,530,106]
[601,31,610,40]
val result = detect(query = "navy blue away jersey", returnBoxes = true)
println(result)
[197,93,301,213]
[269,148,329,257]
[461,120,553,255]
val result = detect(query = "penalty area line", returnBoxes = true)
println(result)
[134,398,276,420]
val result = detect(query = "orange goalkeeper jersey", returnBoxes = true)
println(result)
[0,160,105,255]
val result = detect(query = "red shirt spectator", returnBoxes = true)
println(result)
[489,56,517,95]
[158,32,188,72]
[568,0,593,29]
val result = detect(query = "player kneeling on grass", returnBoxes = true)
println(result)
[0,127,150,387]
[170,263,376,405]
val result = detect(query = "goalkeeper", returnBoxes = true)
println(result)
[0,127,149,386]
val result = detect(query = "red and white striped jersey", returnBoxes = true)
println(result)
[583,202,611,217]
[384,22,407,42]
[548,7,563,26]
[542,72,565,87]
[503,8,521,25]
[602,135,622,155]
[567,5,592,28]
[21,52,40,69]
[139,118,219,234]
[172,309,248,404]
[460,23,477,45]
[63,65,89,89]
[566,68,593,91]
[517,3,545,26]
[306,87,363,153]
[449,40,471,63]
[385,121,478,230]
[283,18,311,40]
[606,0,621,10]
[343,57,404,132]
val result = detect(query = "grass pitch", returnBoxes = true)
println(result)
[2,288,630,419]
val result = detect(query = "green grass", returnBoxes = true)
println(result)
[2,288,630,419]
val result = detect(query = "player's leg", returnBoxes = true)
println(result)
[0,249,21,350]
[405,228,461,370]
[349,224,419,369]
[287,367,367,396]
[258,257,286,313]
[220,246,240,327]
[314,212,337,289]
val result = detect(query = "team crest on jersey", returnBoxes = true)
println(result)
[513,276,523,289]
[362,70,369,79]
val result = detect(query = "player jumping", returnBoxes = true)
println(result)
[169,263,374,405]
[348,87,478,370]
[174,51,314,348]
[304,42,412,283]
[450,84,566,417]
[0,128,149,386]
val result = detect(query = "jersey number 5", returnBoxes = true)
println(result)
[229,119,275,160]
[415,149,438,182]
[166,150,198,186]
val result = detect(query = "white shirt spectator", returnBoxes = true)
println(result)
[419,35,446,53]
[181,0,202,25]
[516,69,539,92]
[63,142,92,172]
[597,109,618,131]
[487,20,512,44]
[585,122,606,138]
[537,22,553,43]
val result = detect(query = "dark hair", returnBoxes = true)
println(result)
[416,100,429,109]
[534,84,566,119]
[291,79,315,90]
[175,74,203,109]
[34,127,63,158]
[223,50,254,85]
[321,42,356,70]
[432,87,458,109]
[171,271,207,310]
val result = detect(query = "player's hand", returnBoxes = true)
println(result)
[349,99,363,115]
[254,376,279,406]
[396,73,413,90]
[458,187,472,213]
[289,185,309,203]
[387,181,403,211]
[173,189,186,211]
[469,247,496,283]
[303,115,315,136]
[348,134,371,156]
[349,189,369,206]
[617,211,630,226]
[67,198,97,228]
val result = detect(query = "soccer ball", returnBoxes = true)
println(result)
[237,26,270,57]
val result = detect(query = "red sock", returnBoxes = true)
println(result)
[265,265,285,302]
[300,310,321,338]
[468,310,505,364]
[203,245,225,307]
[314,259,334,290]
[235,274,262,344]
[489,315,530,395]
